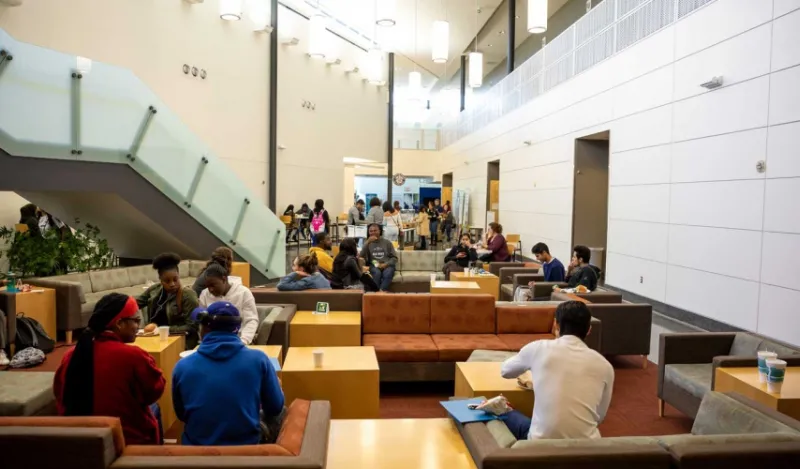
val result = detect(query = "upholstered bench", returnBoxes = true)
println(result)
[0,372,57,416]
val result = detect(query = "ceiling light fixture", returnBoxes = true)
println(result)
[527,0,548,34]
[308,14,328,58]
[376,0,397,26]
[431,0,449,64]
[219,0,243,20]
[469,0,483,88]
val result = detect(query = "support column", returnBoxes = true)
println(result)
[386,52,395,202]
[268,0,278,212]
[507,0,516,75]
[460,55,466,112]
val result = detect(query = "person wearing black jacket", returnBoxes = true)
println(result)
[442,233,478,280]
[556,245,598,292]
[330,238,379,292]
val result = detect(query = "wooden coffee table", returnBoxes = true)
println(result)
[290,311,361,347]
[454,361,534,416]
[450,272,500,299]
[247,345,283,365]
[282,346,379,419]
[714,367,800,420]
[327,418,476,469]
[430,280,481,295]
[132,335,185,430]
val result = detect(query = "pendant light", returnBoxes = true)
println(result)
[308,14,328,58]
[431,0,449,63]
[527,0,548,34]
[408,0,422,99]
[219,0,243,21]
[469,0,483,88]
[376,0,397,27]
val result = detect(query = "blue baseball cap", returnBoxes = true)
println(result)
[190,301,241,321]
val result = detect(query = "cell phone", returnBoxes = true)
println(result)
[467,403,480,410]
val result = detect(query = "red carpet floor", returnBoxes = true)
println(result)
[10,345,692,437]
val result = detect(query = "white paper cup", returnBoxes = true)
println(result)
[312,349,324,368]
[464,267,470,276]
[430,273,436,283]
[766,358,786,394]
[757,351,778,383]
[158,326,169,342]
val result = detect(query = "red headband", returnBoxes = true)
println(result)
[107,296,139,328]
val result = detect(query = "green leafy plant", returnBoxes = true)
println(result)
[0,219,115,278]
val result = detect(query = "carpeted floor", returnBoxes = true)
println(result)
[11,345,692,437]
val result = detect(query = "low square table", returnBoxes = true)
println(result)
[282,346,379,419]
[248,345,283,365]
[289,311,361,347]
[326,418,476,469]
[450,272,500,299]
[132,335,185,430]
[430,280,482,295]
[714,367,800,421]
[454,361,534,416]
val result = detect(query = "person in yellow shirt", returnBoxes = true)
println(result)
[308,232,334,274]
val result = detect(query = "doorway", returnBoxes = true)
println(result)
[572,131,610,276]
[486,161,500,227]
[441,173,453,212]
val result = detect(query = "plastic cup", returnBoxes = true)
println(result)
[158,326,169,342]
[312,349,324,368]
[757,351,778,383]
[430,273,436,283]
[766,358,786,394]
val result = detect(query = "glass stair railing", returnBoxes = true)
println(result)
[0,27,285,279]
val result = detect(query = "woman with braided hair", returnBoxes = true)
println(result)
[191,246,234,296]
[53,293,166,445]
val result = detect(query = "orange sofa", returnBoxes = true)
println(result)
[361,294,602,382]
[0,399,331,469]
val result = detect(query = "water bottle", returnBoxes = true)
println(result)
[6,272,17,292]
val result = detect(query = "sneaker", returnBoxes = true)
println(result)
[0,350,9,366]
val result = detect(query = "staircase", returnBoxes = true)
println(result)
[0,27,285,281]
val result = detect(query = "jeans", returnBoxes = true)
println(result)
[430,221,439,242]
[444,225,452,242]
[419,236,427,250]
[369,265,396,291]
[150,402,164,444]
[503,410,532,440]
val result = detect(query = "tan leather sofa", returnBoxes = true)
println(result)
[0,399,331,469]
[457,391,800,469]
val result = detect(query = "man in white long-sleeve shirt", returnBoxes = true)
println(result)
[198,264,259,344]
[500,301,614,440]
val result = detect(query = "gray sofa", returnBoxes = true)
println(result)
[459,391,800,469]
[658,331,800,419]
[387,250,449,292]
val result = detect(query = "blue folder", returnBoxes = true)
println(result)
[440,397,498,424]
[270,357,281,371]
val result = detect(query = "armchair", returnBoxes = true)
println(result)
[497,268,543,300]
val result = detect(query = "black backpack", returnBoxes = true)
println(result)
[15,315,55,354]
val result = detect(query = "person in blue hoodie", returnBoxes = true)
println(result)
[276,253,331,291]
[172,301,285,445]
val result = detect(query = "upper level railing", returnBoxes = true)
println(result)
[0,27,285,278]
[441,0,715,148]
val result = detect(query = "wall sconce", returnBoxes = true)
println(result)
[523,140,532,146]
[326,58,342,66]
[281,37,300,46]
[344,66,360,74]
[700,76,723,89]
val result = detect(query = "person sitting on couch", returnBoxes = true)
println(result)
[500,301,614,440]
[331,237,379,292]
[554,245,598,292]
[443,233,478,280]
[360,223,398,292]
[309,232,334,274]
[199,264,259,345]
[173,301,285,445]
[54,293,166,445]
[137,253,200,350]
[277,253,331,291]
[191,246,234,296]
[478,222,509,263]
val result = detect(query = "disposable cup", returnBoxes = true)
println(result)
[766,358,787,394]
[158,326,169,342]
[757,351,778,383]
[312,349,324,368]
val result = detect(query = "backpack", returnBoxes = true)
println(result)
[310,210,326,234]
[9,347,46,369]
[15,315,55,354]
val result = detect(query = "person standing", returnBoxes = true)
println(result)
[427,201,440,245]
[198,265,259,344]
[500,301,613,440]
[360,224,398,292]
[173,301,284,445]
[365,197,384,225]
[309,199,330,246]
[296,203,311,239]
[283,205,298,243]
[416,205,430,250]
[382,201,402,243]
[54,293,165,445]
[137,253,200,350]
[348,199,366,226]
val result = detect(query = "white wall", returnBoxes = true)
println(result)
[0,0,270,201]
[276,8,387,217]
[440,0,800,345]
[0,192,28,273]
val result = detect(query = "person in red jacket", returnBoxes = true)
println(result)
[54,293,166,445]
